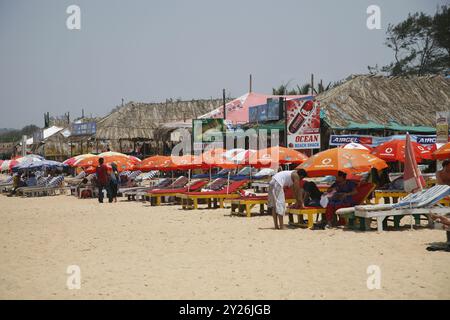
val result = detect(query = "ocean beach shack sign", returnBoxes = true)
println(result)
[286,97,320,150]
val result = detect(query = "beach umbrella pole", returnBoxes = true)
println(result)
[188,169,191,192]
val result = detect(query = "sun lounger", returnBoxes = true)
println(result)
[0,176,13,185]
[122,177,186,201]
[287,182,375,229]
[65,171,87,186]
[177,180,249,210]
[147,179,209,206]
[135,171,158,182]
[19,176,68,197]
[226,188,297,217]
[337,185,450,232]
[192,169,230,179]
[0,176,14,193]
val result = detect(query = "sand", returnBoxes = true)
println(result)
[0,194,449,300]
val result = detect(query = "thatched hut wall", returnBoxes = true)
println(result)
[317,74,450,128]
[95,98,230,141]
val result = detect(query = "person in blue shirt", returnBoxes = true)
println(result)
[26,173,37,187]
[324,171,358,227]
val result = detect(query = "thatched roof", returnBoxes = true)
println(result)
[317,74,450,129]
[95,99,229,140]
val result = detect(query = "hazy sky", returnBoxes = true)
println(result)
[0,0,447,128]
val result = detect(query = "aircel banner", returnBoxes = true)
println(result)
[329,134,448,147]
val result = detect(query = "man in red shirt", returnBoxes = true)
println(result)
[96,157,112,203]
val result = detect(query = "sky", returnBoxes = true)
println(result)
[0,0,447,129]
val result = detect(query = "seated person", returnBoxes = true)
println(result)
[324,171,357,227]
[436,160,450,186]
[26,173,37,187]
[299,180,322,207]
[9,173,26,196]
[427,213,450,252]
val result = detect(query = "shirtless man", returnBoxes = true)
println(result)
[436,160,450,185]
[427,213,450,252]
[268,169,308,229]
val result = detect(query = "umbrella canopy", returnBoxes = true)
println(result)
[97,151,128,158]
[171,155,206,170]
[342,142,372,152]
[74,155,135,172]
[138,155,172,171]
[1,160,17,172]
[128,156,142,164]
[15,154,45,163]
[432,142,450,160]
[296,148,387,177]
[14,160,66,171]
[201,148,227,167]
[63,154,95,166]
[222,149,246,161]
[372,139,432,163]
[229,149,258,164]
[257,146,308,166]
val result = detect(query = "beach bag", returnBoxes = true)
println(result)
[80,189,92,198]
[320,191,336,208]
[319,195,329,208]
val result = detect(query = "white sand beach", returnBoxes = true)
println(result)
[0,195,449,300]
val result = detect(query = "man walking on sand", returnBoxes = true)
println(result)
[268,169,308,229]
[96,157,112,203]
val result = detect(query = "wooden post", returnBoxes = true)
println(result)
[311,74,314,95]
[223,89,226,119]
[283,98,288,147]
[249,74,252,93]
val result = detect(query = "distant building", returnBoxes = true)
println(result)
[0,142,15,158]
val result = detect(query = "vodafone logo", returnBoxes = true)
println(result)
[322,158,332,165]
[385,147,393,154]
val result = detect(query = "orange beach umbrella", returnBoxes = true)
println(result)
[296,148,387,177]
[433,142,450,160]
[371,139,432,163]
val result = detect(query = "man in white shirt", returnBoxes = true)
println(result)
[268,169,308,229]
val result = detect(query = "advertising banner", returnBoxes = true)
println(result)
[267,98,280,121]
[72,122,97,136]
[249,106,258,123]
[329,134,450,147]
[192,118,224,151]
[32,129,44,144]
[436,111,449,144]
[257,104,268,122]
[286,98,320,149]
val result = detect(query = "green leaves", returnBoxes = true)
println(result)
[372,6,449,76]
